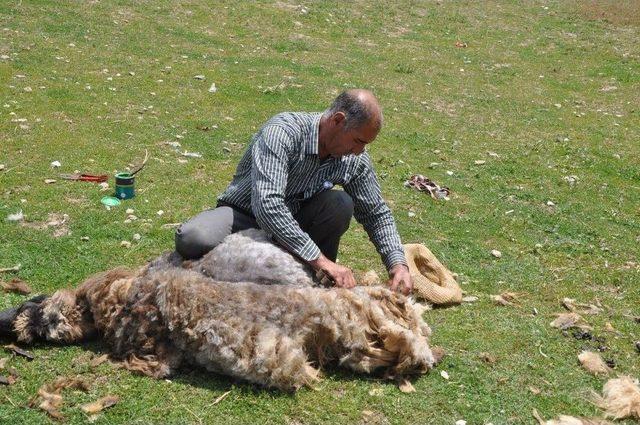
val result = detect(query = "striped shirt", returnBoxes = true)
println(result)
[218,112,407,270]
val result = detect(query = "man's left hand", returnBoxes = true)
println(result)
[388,264,413,295]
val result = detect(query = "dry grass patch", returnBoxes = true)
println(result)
[575,0,640,27]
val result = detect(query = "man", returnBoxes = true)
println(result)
[175,89,412,294]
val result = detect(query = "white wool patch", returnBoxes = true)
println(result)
[595,376,640,420]
[198,229,315,286]
[578,351,611,375]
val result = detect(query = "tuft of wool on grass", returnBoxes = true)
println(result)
[578,351,611,375]
[593,376,640,420]
[533,409,612,425]
[543,416,611,425]
[550,312,592,330]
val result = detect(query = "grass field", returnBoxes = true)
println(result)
[1,1,639,423]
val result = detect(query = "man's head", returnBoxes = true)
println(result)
[318,89,383,159]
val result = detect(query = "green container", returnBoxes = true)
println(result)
[115,172,135,200]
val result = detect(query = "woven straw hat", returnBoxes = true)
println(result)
[404,243,462,305]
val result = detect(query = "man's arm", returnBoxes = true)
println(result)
[250,126,356,288]
[343,153,412,294]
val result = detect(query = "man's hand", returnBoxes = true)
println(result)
[309,254,356,289]
[388,264,413,295]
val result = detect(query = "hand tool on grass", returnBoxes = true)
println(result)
[59,173,108,183]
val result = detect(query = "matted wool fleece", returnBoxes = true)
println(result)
[1,261,436,391]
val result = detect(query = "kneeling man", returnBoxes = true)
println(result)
[175,89,412,294]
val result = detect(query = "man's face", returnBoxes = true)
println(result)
[327,118,379,158]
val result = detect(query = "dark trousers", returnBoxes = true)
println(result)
[175,190,354,261]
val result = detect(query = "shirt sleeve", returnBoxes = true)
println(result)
[343,153,407,270]
[250,125,321,261]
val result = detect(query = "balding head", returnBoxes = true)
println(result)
[324,89,383,131]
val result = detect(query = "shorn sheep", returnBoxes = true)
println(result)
[0,230,437,391]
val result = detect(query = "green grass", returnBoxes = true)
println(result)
[1,1,639,423]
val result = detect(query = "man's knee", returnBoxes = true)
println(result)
[323,190,354,230]
[174,207,235,259]
[175,222,212,259]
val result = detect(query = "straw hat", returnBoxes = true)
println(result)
[404,243,462,305]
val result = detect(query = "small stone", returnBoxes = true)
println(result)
[455,420,466,425]
[7,211,24,221]
[474,160,486,165]
[440,370,449,380]
[208,83,217,93]
[603,322,617,333]
[44,179,56,184]
[368,387,383,396]
[51,160,61,168]
[546,200,555,207]
[132,233,141,241]
[462,296,478,303]
[23,86,32,92]
[125,208,134,214]
[491,249,502,258]
[194,75,205,80]
[0,164,5,171]
[446,170,453,176]
[408,211,416,217]
[157,210,164,216]
[123,219,132,224]
[554,103,562,108]
[99,182,109,191]
[120,241,131,248]
[80,236,89,241]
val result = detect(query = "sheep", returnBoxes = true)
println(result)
[0,230,437,391]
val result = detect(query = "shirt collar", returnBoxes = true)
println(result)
[304,113,322,156]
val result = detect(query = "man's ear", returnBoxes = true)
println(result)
[331,112,346,127]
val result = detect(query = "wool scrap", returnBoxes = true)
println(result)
[593,376,640,420]
[578,351,611,376]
